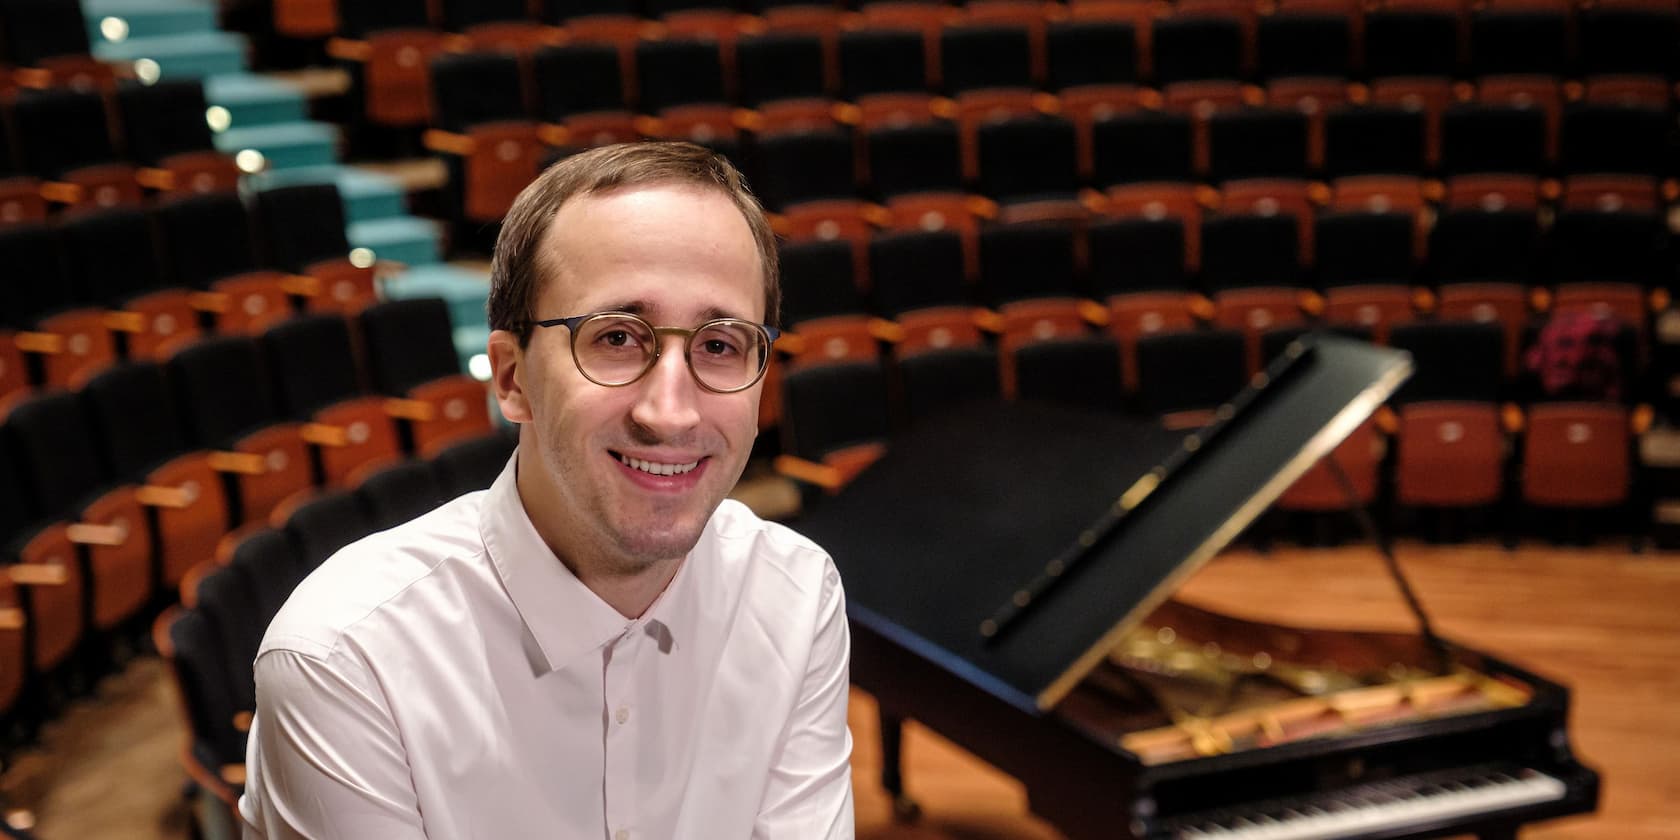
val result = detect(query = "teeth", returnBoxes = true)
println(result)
[618,454,700,476]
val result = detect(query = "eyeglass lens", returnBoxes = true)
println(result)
[572,314,768,391]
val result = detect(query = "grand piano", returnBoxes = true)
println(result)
[794,336,1599,839]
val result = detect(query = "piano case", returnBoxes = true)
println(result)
[794,334,1600,839]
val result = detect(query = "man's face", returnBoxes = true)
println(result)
[494,183,765,574]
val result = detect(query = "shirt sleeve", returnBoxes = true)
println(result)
[239,647,428,840]
[754,559,856,839]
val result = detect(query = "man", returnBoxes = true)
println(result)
[239,142,855,839]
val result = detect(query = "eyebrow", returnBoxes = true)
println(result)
[597,301,752,323]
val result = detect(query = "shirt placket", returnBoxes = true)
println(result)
[602,626,640,840]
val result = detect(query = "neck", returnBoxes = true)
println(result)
[514,447,683,619]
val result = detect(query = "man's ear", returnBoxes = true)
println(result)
[488,330,532,424]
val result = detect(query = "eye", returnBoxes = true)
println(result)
[699,337,740,356]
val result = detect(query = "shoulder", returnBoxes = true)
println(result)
[260,490,492,662]
[704,499,843,606]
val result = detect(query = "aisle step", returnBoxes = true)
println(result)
[84,0,217,45]
[349,216,443,268]
[92,31,247,79]
[204,73,310,130]
[214,121,339,170]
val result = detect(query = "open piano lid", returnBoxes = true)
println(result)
[796,334,1413,713]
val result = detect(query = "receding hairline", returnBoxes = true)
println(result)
[528,179,771,320]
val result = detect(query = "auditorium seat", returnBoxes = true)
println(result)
[259,314,404,487]
[838,28,946,128]
[974,114,1088,222]
[357,297,495,457]
[1134,327,1249,428]
[1315,211,1420,344]
[1090,110,1205,268]
[425,51,549,226]
[1388,320,1510,515]
[329,0,453,129]
[861,121,980,268]
[167,336,315,527]
[439,0,560,53]
[777,238,883,368]
[279,487,374,570]
[59,206,202,363]
[1087,217,1200,391]
[867,229,987,357]
[752,128,877,261]
[736,32,838,132]
[11,87,140,210]
[80,362,233,592]
[354,458,447,530]
[6,391,156,637]
[1200,213,1309,373]
[153,192,296,337]
[1045,19,1145,179]
[532,43,640,150]
[115,80,242,197]
[430,428,517,497]
[0,426,86,714]
[775,358,892,495]
[0,222,118,392]
[249,184,379,316]
[634,37,742,155]
[154,606,246,812]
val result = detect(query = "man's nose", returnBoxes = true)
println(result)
[629,339,702,437]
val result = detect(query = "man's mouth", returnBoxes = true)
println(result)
[614,452,701,477]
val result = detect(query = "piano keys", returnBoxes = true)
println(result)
[796,335,1599,839]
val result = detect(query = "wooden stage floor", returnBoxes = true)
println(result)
[5,540,1677,839]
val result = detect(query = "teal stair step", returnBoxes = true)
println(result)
[205,73,309,130]
[216,121,339,170]
[93,31,247,79]
[244,165,408,223]
[84,0,217,45]
[382,263,489,331]
[350,216,443,269]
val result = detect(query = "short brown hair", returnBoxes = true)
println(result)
[488,142,780,345]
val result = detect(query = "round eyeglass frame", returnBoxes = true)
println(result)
[532,311,782,394]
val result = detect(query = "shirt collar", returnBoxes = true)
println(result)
[479,454,699,675]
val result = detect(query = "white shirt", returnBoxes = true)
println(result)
[238,457,854,839]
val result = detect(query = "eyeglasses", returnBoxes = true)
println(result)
[533,311,781,394]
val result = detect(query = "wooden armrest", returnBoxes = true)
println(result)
[300,423,349,447]
[732,108,765,133]
[220,764,247,786]
[1078,299,1111,327]
[1650,289,1670,312]
[929,97,958,119]
[1634,404,1654,436]
[861,204,894,228]
[773,454,843,490]
[966,196,999,220]
[1375,406,1398,436]
[0,607,24,630]
[974,310,1006,334]
[1530,286,1552,312]
[13,331,64,354]
[633,115,665,137]
[208,451,267,475]
[1079,189,1109,215]
[103,310,146,333]
[868,318,906,343]
[1032,92,1062,114]
[7,564,68,586]
[1297,291,1325,317]
[1501,403,1525,434]
[135,167,174,190]
[233,711,253,733]
[67,522,128,547]
[537,123,571,146]
[1411,287,1437,315]
[1189,295,1216,322]
[384,398,436,422]
[40,182,82,204]
[325,37,371,61]
[137,484,195,509]
[188,291,231,312]
[281,274,321,296]
[774,332,808,356]
[1195,184,1222,210]
[422,129,475,156]
[832,103,862,126]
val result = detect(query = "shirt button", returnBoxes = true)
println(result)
[616,706,630,724]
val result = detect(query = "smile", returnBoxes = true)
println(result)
[616,453,701,476]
